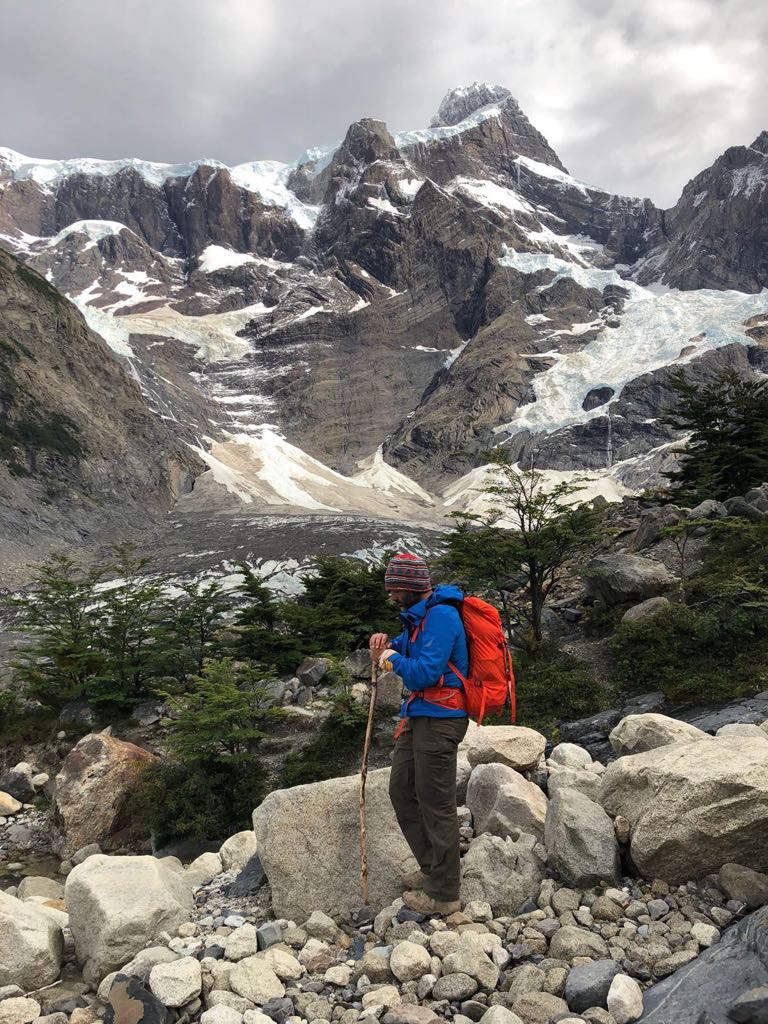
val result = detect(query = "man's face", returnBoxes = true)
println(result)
[386,587,423,609]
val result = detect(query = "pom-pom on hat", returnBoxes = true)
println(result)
[384,552,432,592]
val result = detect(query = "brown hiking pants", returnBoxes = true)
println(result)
[388,715,469,901]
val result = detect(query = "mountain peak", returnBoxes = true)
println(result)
[430,83,512,128]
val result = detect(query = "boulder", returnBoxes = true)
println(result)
[638,906,768,1023]
[295,657,329,686]
[545,788,619,888]
[377,671,405,712]
[564,960,622,1012]
[0,765,35,804]
[548,743,592,769]
[148,957,201,1008]
[621,596,671,624]
[546,767,602,803]
[716,722,768,741]
[510,991,569,1023]
[463,725,547,773]
[52,732,156,857]
[0,793,21,816]
[459,833,544,917]
[688,499,727,519]
[718,863,768,909]
[606,974,644,1024]
[442,934,499,989]
[456,755,473,805]
[599,737,768,880]
[583,553,678,606]
[186,852,222,886]
[390,941,432,982]
[0,891,63,988]
[0,998,41,1024]
[65,854,194,985]
[219,831,258,873]
[609,713,710,755]
[16,876,64,902]
[724,496,767,521]
[252,767,418,918]
[549,926,609,961]
[344,650,373,679]
[229,957,284,1003]
[104,975,171,1024]
[467,763,548,842]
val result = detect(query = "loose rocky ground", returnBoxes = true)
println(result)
[3,714,768,1024]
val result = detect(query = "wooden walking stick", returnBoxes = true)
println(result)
[359,658,379,905]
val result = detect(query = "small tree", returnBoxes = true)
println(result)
[233,565,303,673]
[158,578,230,680]
[165,658,281,763]
[439,513,519,637]
[6,553,104,708]
[283,556,398,656]
[660,518,710,584]
[90,544,167,706]
[663,368,768,503]
[444,453,603,646]
[133,659,281,844]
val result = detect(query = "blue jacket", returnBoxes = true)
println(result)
[388,584,469,718]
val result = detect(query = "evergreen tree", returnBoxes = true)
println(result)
[663,369,768,502]
[233,565,302,672]
[158,578,230,680]
[133,659,280,844]
[6,553,104,708]
[283,556,397,656]
[90,544,167,706]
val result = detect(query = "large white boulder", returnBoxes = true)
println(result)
[600,736,768,880]
[252,767,418,919]
[467,763,548,842]
[462,725,546,773]
[545,788,619,888]
[52,732,155,857]
[609,713,710,755]
[65,854,194,984]
[0,891,63,988]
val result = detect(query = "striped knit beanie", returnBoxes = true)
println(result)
[384,552,432,592]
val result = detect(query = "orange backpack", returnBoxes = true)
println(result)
[409,595,516,724]
[452,596,516,723]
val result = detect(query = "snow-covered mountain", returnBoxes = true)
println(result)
[0,82,766,582]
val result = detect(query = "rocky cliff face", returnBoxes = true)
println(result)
[0,248,200,584]
[0,83,765,578]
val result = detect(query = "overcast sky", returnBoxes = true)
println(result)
[2,0,766,206]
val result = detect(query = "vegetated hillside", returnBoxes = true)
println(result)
[0,247,202,586]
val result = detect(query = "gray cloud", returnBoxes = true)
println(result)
[2,0,766,206]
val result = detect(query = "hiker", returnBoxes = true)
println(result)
[369,552,469,915]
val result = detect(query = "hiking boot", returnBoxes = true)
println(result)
[402,889,461,916]
[401,869,430,889]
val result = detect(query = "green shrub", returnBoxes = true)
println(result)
[281,690,370,787]
[610,603,767,705]
[132,659,280,845]
[509,646,611,738]
[132,757,266,848]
